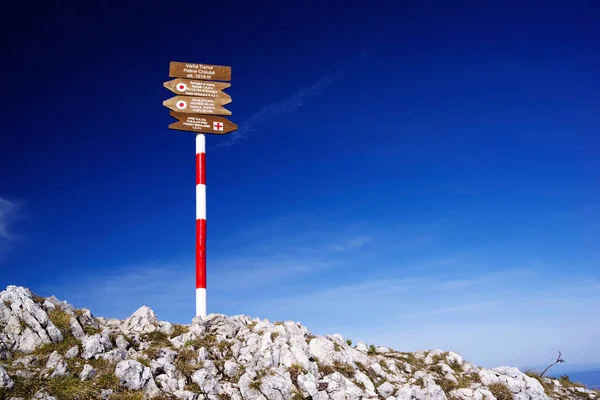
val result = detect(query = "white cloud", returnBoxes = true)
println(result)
[329,236,373,252]
[0,197,19,240]
[212,50,370,149]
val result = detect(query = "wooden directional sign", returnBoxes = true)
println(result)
[163,96,232,116]
[169,61,231,81]
[169,111,238,134]
[163,79,231,100]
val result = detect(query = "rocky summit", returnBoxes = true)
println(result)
[0,286,597,400]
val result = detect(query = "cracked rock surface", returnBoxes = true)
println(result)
[0,285,598,400]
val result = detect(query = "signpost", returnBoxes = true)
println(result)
[169,112,238,134]
[163,79,231,99]
[163,61,236,318]
[162,96,232,115]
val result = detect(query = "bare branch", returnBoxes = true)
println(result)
[540,351,565,377]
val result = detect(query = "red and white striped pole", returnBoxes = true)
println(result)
[195,133,207,317]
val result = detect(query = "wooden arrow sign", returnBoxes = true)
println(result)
[169,111,237,134]
[163,78,231,99]
[169,61,231,81]
[163,96,232,115]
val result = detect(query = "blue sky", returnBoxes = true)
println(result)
[1,1,599,370]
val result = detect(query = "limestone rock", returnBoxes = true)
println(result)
[80,364,97,381]
[122,306,159,334]
[115,359,152,390]
[81,333,112,359]
[65,345,79,359]
[0,285,594,400]
[0,365,14,389]
[44,350,69,378]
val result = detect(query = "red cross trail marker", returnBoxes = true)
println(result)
[168,111,237,134]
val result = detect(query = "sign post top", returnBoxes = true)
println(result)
[169,61,231,81]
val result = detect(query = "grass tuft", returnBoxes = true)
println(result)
[367,344,377,355]
[48,308,72,335]
[333,360,355,379]
[174,347,198,378]
[488,382,513,400]
[172,324,189,337]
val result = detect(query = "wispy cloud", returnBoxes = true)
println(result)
[36,208,600,369]
[329,236,373,252]
[0,197,19,240]
[212,50,371,149]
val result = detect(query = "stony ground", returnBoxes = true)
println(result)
[0,285,598,400]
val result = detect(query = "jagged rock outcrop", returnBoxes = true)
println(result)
[0,285,598,400]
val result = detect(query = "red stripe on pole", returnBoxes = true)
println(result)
[195,153,200,185]
[196,218,207,289]
[200,153,206,185]
[195,153,206,185]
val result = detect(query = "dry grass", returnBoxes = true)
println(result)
[31,335,79,357]
[289,363,306,388]
[174,347,198,379]
[488,382,513,400]
[48,308,72,336]
[184,334,217,349]
[141,330,172,359]
[171,324,189,337]
[333,361,355,379]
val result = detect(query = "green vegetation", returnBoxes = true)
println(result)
[352,378,366,390]
[45,375,99,399]
[186,382,203,393]
[171,324,189,337]
[355,361,382,385]
[0,375,42,399]
[304,333,316,344]
[136,357,150,368]
[448,359,463,375]
[289,362,307,388]
[367,344,377,355]
[430,353,444,365]
[250,369,271,391]
[333,342,341,352]
[174,347,198,378]
[488,382,513,400]
[31,335,79,358]
[30,292,46,305]
[332,360,355,379]
[216,339,232,353]
[48,308,72,335]
[346,339,352,346]
[0,361,155,400]
[316,361,335,376]
[379,359,392,374]
[183,334,216,352]
[558,374,586,389]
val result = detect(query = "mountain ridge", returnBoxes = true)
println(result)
[0,285,598,400]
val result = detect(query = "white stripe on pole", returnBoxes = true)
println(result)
[196,133,207,318]
[196,185,206,220]
[196,288,206,318]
